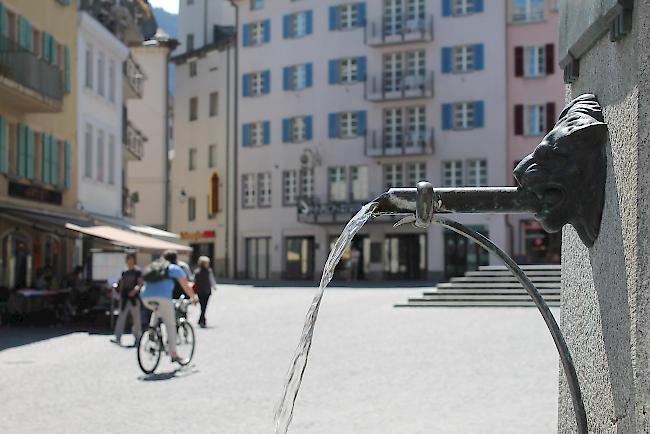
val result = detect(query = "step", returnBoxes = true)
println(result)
[478,264,562,271]
[409,294,559,301]
[465,270,561,277]
[449,276,560,283]
[395,300,561,308]
[421,289,560,297]
[437,282,560,289]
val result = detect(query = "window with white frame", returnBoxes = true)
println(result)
[383,108,404,149]
[512,0,544,23]
[84,123,93,178]
[339,58,358,84]
[108,60,115,103]
[258,172,272,207]
[251,0,264,10]
[97,52,105,96]
[525,46,545,77]
[189,60,197,77]
[525,104,546,136]
[383,163,403,189]
[406,106,426,145]
[250,21,265,46]
[96,129,104,182]
[339,4,359,30]
[283,170,298,205]
[208,144,217,168]
[290,12,309,38]
[406,0,426,26]
[339,112,358,138]
[250,121,265,146]
[351,166,368,201]
[291,64,308,90]
[443,161,464,187]
[452,0,473,16]
[406,162,426,186]
[405,50,426,85]
[188,197,196,221]
[251,71,265,96]
[291,116,307,142]
[85,44,93,89]
[209,92,218,117]
[328,167,348,202]
[242,174,257,208]
[383,52,402,92]
[467,160,488,187]
[453,102,474,129]
[453,45,474,72]
[189,148,197,171]
[383,0,403,36]
[300,168,314,198]
[108,134,115,185]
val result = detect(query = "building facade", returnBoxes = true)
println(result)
[232,0,508,280]
[506,0,564,264]
[0,0,78,288]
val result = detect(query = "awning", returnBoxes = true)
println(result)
[0,205,92,228]
[86,212,181,240]
[65,224,192,253]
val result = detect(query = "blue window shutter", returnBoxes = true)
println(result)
[283,66,291,91]
[282,118,290,143]
[64,46,71,93]
[328,113,339,138]
[263,20,271,43]
[242,124,251,146]
[17,125,25,177]
[305,116,313,140]
[42,134,50,183]
[328,59,339,84]
[0,117,6,173]
[357,56,367,81]
[283,15,291,38]
[50,35,57,66]
[442,47,452,73]
[473,44,484,70]
[263,121,271,144]
[262,70,270,94]
[51,138,58,185]
[329,6,338,30]
[64,141,71,188]
[474,0,484,13]
[442,0,452,17]
[305,10,313,35]
[26,127,34,180]
[242,73,250,97]
[305,63,313,87]
[356,111,367,137]
[242,24,251,47]
[356,3,366,27]
[442,104,453,130]
[474,101,485,128]
[42,32,49,62]
[0,3,5,39]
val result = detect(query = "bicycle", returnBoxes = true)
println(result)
[137,296,196,374]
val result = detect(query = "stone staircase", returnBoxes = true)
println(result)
[396,264,561,307]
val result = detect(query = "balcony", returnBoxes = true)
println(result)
[366,72,434,102]
[123,55,144,99]
[0,35,63,112]
[365,128,435,158]
[297,197,370,224]
[122,187,137,218]
[123,121,146,161]
[366,15,433,47]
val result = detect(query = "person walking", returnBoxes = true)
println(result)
[193,256,217,328]
[111,253,143,347]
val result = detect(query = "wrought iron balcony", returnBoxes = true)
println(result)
[122,187,137,218]
[365,128,435,158]
[365,15,434,47]
[297,196,371,224]
[124,121,146,161]
[0,35,63,112]
[366,72,434,102]
[123,54,144,99]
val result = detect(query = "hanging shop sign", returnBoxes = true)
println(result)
[180,230,216,241]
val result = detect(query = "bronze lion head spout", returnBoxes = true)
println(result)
[514,94,608,247]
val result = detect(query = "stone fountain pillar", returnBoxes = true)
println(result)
[558,1,650,432]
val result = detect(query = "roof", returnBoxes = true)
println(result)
[171,27,236,65]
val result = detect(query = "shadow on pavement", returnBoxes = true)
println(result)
[0,325,111,352]
[138,365,199,382]
[219,279,439,289]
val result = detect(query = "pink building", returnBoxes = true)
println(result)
[506,0,564,264]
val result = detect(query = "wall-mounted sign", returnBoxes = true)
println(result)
[9,181,62,205]
[180,230,216,241]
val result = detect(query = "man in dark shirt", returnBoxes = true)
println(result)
[111,253,143,346]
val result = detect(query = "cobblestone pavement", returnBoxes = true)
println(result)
[0,285,559,434]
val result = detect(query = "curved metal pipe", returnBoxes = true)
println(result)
[428,215,587,434]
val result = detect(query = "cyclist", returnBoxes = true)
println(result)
[141,250,198,365]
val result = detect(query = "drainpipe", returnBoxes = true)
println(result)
[229,0,239,278]
[164,46,171,230]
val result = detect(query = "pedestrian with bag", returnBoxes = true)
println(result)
[111,253,143,347]
[193,256,217,328]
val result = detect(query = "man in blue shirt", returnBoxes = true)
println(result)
[140,250,198,364]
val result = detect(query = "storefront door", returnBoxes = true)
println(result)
[285,236,315,280]
[13,235,30,288]
[444,227,489,278]
[245,237,270,280]
[190,242,215,268]
[384,234,426,280]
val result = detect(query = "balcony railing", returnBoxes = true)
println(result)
[123,55,144,99]
[122,187,136,218]
[365,128,435,157]
[297,196,373,224]
[0,35,63,105]
[124,121,146,161]
[366,15,434,47]
[366,71,434,102]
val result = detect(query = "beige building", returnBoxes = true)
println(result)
[0,0,79,288]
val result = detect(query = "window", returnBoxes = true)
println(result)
[524,104,546,136]
[406,106,426,145]
[383,163,403,189]
[189,61,197,77]
[300,168,314,198]
[84,124,92,177]
[351,165,368,201]
[189,148,197,171]
[249,121,267,146]
[525,46,545,77]
[283,116,313,143]
[512,0,544,23]
[328,167,347,202]
[339,112,358,138]
[286,11,312,38]
[97,52,105,96]
[443,161,463,187]
[209,92,218,116]
[454,102,474,129]
[383,0,403,35]
[186,34,194,51]
[250,71,266,96]
[251,0,264,10]
[452,0,474,16]
[208,144,217,168]
[108,60,115,102]
[85,44,93,89]
[406,162,426,186]
[189,97,198,121]
[453,45,474,72]
[242,174,257,208]
[188,197,196,221]
[292,117,306,143]
[291,64,308,90]
[258,172,272,207]
[283,170,298,205]
[340,58,358,84]
[467,160,487,187]
[339,4,359,29]
[108,134,115,184]
[96,129,104,182]
[250,21,265,46]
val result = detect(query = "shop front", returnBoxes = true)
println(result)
[284,236,315,280]
[444,226,490,278]
[384,233,427,280]
[519,220,561,264]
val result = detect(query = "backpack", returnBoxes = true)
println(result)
[142,258,170,282]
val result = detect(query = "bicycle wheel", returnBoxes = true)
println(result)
[175,320,195,365]
[137,327,162,374]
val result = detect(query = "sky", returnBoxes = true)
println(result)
[149,0,179,14]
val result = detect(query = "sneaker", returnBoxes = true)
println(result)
[110,338,122,346]
[171,355,189,365]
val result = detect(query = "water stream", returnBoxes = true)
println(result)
[274,202,378,434]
